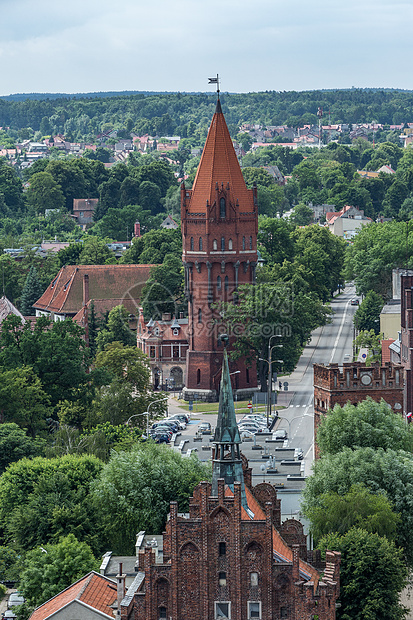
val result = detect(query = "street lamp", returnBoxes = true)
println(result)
[126,396,168,438]
[267,335,283,426]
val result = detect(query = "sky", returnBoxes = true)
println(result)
[0,0,413,96]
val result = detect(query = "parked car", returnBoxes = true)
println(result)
[151,432,171,444]
[198,422,212,434]
[295,448,304,460]
[238,422,264,432]
[239,429,255,439]
[152,421,179,433]
[8,593,24,609]
[350,298,359,306]
[273,429,288,440]
[169,413,190,424]
[2,610,17,619]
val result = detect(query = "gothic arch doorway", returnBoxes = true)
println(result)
[170,367,183,389]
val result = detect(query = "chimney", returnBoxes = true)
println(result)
[116,562,126,617]
[134,221,141,238]
[83,274,89,307]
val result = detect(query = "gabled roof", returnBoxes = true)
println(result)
[0,295,25,325]
[29,571,117,620]
[34,264,155,315]
[188,100,254,213]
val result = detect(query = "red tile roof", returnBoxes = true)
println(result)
[34,264,155,315]
[188,100,254,213]
[225,485,319,584]
[381,338,395,364]
[29,572,117,620]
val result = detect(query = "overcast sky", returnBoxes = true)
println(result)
[1,0,412,96]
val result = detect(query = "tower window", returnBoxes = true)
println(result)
[197,369,201,385]
[249,236,253,250]
[199,237,203,251]
[246,368,250,384]
[228,238,233,250]
[225,276,229,291]
[217,276,222,290]
[248,602,261,619]
[221,237,225,251]
[219,542,226,555]
[215,602,230,619]
[198,308,202,323]
[213,239,218,250]
[220,197,226,219]
[190,237,194,251]
[219,572,227,586]
[242,236,246,250]
[250,572,258,586]
[159,608,167,619]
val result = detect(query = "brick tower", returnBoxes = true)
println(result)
[181,99,258,401]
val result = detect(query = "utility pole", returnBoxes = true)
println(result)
[317,107,323,150]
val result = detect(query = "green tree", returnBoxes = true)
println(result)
[121,227,181,264]
[318,528,408,620]
[0,545,19,583]
[93,341,150,392]
[257,217,296,265]
[26,171,65,214]
[317,398,411,456]
[354,290,384,333]
[91,443,211,553]
[305,484,400,543]
[46,160,88,212]
[78,236,115,265]
[290,202,314,226]
[302,446,413,564]
[242,167,275,188]
[353,329,383,364]
[20,266,44,316]
[236,133,253,152]
[18,534,98,612]
[0,455,104,553]
[141,254,184,320]
[95,306,136,350]
[0,423,46,474]
[57,242,83,266]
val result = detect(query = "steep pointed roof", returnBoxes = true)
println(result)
[188,100,253,213]
[212,348,248,511]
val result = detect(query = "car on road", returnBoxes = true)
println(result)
[8,593,24,610]
[350,298,359,305]
[273,429,288,440]
[2,610,17,619]
[198,421,212,434]
[295,447,304,460]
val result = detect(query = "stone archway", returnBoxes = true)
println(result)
[170,366,183,389]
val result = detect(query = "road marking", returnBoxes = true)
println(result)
[329,298,351,364]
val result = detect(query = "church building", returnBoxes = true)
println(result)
[121,348,340,620]
[181,99,259,401]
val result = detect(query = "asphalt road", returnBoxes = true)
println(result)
[278,284,358,474]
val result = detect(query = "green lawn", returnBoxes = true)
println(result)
[175,399,284,416]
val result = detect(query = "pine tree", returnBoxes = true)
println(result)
[20,266,44,316]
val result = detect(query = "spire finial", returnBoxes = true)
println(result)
[208,74,220,101]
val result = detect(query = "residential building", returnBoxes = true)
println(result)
[181,99,259,401]
[325,205,372,239]
[72,198,98,229]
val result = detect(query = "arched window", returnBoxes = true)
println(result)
[246,368,250,384]
[249,236,253,249]
[213,239,218,250]
[228,238,233,250]
[190,237,194,251]
[199,237,203,251]
[250,572,259,587]
[197,369,201,385]
[220,197,226,219]
[225,276,229,291]
[198,308,202,323]
[217,276,222,290]
[221,237,225,251]
[242,236,246,250]
[159,607,167,619]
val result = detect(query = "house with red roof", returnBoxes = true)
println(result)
[29,571,123,620]
[326,205,372,239]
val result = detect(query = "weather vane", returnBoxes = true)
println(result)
[208,74,220,99]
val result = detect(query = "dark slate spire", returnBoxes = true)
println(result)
[212,347,248,510]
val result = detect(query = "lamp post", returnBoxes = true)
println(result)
[267,336,283,426]
[126,396,168,438]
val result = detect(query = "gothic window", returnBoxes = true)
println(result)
[280,608,288,619]
[228,238,233,250]
[220,197,226,219]
[242,236,246,250]
[219,542,226,555]
[248,602,261,619]
[221,237,225,251]
[199,237,203,251]
[213,239,218,250]
[150,346,156,358]
[198,308,202,323]
[173,328,179,336]
[159,608,167,619]
[190,237,194,251]
[246,368,250,384]
[197,369,201,385]
[249,236,253,249]
[215,602,230,619]
[217,276,222,290]
[250,572,258,586]
[225,276,229,291]
[219,572,227,586]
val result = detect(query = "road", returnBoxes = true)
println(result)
[277,285,358,473]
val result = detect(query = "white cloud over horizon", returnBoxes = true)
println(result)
[0,0,412,96]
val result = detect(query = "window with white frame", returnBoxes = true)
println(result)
[248,601,261,619]
[215,602,230,618]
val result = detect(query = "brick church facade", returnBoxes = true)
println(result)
[120,350,340,620]
[181,99,258,401]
